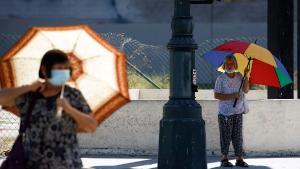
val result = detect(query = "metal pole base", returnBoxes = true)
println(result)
[158,99,207,169]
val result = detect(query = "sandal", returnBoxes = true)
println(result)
[235,159,249,167]
[221,159,234,167]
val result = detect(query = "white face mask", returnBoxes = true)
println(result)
[49,69,70,86]
[225,69,236,74]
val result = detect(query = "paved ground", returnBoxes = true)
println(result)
[1,156,299,169]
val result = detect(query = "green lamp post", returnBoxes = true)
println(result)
[158,1,214,169]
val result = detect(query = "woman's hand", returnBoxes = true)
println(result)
[244,67,250,76]
[233,92,240,99]
[28,81,46,92]
[56,97,97,132]
[56,98,72,113]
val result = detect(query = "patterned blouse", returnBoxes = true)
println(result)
[15,85,91,169]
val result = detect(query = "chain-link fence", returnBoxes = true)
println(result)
[102,32,218,89]
[101,33,267,89]
[0,109,19,156]
[0,34,21,156]
[0,33,268,89]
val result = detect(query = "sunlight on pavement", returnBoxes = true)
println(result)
[2,157,300,169]
[81,157,300,169]
[207,157,300,169]
[131,163,157,169]
[81,158,150,168]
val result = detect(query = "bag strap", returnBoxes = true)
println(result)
[19,89,40,134]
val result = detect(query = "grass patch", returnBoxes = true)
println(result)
[127,67,169,89]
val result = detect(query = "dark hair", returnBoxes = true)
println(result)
[39,49,71,79]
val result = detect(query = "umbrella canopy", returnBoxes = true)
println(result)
[203,41,292,88]
[213,40,277,66]
[0,25,130,125]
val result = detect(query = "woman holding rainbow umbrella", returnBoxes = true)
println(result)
[203,41,292,167]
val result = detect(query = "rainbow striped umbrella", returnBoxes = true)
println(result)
[203,41,292,88]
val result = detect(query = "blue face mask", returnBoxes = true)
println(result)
[49,70,70,86]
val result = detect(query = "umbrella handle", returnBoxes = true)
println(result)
[56,85,65,118]
[233,98,238,107]
[233,57,252,107]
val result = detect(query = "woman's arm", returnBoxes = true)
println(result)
[215,92,240,101]
[242,76,250,93]
[0,85,31,107]
[242,67,250,93]
[0,81,44,107]
[57,98,97,132]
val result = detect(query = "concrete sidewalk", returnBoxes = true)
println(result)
[1,156,299,169]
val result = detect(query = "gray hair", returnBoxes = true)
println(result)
[223,54,238,69]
